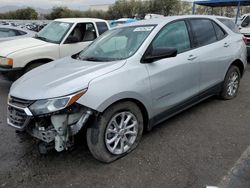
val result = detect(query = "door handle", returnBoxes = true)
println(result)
[224,42,230,47]
[188,55,197,61]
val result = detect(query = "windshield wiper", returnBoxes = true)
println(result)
[34,35,49,42]
[80,57,110,62]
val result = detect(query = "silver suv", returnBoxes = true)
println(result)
[8,15,247,163]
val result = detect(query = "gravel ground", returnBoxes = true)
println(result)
[0,66,250,188]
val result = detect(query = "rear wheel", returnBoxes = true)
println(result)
[86,101,144,163]
[220,65,241,100]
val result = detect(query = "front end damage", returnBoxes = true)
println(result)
[7,96,95,153]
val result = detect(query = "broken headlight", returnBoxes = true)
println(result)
[29,90,86,115]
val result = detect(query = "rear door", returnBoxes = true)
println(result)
[145,20,200,117]
[60,22,97,57]
[188,18,231,92]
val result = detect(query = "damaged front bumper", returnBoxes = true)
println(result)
[7,96,94,152]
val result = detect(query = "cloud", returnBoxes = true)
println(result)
[0,0,115,9]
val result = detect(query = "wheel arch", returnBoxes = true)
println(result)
[230,59,245,77]
[24,58,54,70]
[101,98,150,132]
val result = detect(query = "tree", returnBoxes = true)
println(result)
[0,7,38,20]
[178,1,192,15]
[45,7,83,19]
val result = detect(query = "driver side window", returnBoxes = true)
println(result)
[65,23,97,44]
[152,21,191,54]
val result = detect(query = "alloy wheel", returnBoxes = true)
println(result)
[227,71,240,97]
[105,111,139,155]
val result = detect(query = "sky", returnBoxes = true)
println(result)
[0,0,116,9]
[0,0,194,10]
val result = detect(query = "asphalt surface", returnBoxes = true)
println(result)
[219,145,250,188]
[0,66,250,188]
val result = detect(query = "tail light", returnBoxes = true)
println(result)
[243,36,248,44]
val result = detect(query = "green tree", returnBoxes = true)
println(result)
[0,7,38,20]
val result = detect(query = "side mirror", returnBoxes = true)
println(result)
[65,36,80,44]
[142,47,177,63]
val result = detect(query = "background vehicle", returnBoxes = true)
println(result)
[238,14,250,56]
[0,18,110,80]
[110,18,137,28]
[0,25,35,42]
[144,14,164,20]
[7,15,247,163]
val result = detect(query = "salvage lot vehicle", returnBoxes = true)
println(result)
[239,14,250,56]
[0,25,35,42]
[7,15,247,163]
[0,18,109,80]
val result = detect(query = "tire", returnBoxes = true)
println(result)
[25,62,45,73]
[87,101,144,163]
[220,65,241,100]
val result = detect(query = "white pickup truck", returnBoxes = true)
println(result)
[0,18,109,80]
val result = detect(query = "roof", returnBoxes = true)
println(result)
[119,15,229,27]
[54,18,107,23]
[194,0,250,7]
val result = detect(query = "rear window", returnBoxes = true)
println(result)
[217,18,240,34]
[212,22,226,40]
[96,22,109,35]
[189,19,217,47]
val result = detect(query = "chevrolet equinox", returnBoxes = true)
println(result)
[7,16,247,163]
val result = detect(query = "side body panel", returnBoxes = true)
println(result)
[145,51,200,118]
[77,57,153,118]
[10,44,60,68]
[59,41,92,57]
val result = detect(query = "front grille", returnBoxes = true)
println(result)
[9,96,34,108]
[7,97,33,130]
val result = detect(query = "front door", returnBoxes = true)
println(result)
[146,20,200,118]
[60,22,97,57]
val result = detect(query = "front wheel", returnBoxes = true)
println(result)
[86,101,144,163]
[220,65,241,100]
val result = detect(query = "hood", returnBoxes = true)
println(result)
[0,37,48,57]
[10,56,126,100]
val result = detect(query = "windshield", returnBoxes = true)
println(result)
[78,25,155,62]
[35,21,73,44]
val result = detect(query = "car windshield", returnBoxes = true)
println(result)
[34,21,73,44]
[78,25,155,62]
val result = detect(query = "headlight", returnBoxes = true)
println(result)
[0,57,13,66]
[29,90,86,115]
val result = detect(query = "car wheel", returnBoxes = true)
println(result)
[220,65,241,100]
[25,62,45,73]
[86,101,144,163]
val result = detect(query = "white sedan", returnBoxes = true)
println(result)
[0,25,36,42]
